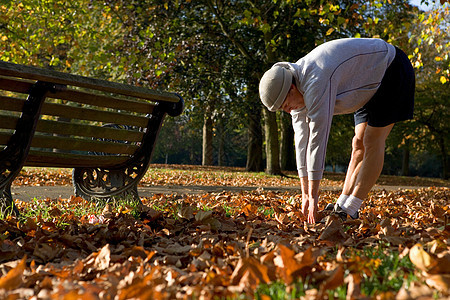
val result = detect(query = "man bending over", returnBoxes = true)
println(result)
[259,38,415,224]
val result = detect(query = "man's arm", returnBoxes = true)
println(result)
[299,177,321,223]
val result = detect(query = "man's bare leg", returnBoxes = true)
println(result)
[352,123,394,199]
[341,123,367,196]
[336,123,394,218]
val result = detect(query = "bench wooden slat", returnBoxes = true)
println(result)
[36,119,145,142]
[0,77,31,94]
[0,77,156,115]
[0,96,25,112]
[0,114,18,130]
[26,150,128,168]
[30,134,139,154]
[0,132,12,145]
[53,89,154,114]
[0,114,144,143]
[0,96,149,128]
[0,61,180,103]
[41,102,149,128]
[0,131,139,154]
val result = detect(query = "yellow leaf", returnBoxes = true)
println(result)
[409,244,435,272]
[440,76,447,84]
[435,56,442,61]
[0,256,26,290]
[426,274,450,293]
[326,28,335,36]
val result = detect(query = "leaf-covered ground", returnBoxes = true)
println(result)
[1,165,449,299]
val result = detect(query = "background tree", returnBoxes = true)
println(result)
[1,0,447,179]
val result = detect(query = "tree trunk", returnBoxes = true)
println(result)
[202,108,214,166]
[260,26,281,175]
[246,78,263,172]
[246,106,263,172]
[263,108,281,175]
[438,136,449,179]
[401,139,410,176]
[217,117,225,166]
[280,112,296,171]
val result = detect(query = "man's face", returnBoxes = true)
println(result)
[280,84,305,113]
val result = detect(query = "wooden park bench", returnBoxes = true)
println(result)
[0,61,184,216]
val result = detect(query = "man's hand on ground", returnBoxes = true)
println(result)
[302,195,318,224]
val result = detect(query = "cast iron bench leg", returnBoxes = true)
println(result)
[0,81,61,217]
[71,98,183,203]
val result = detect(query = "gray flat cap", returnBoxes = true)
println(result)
[259,65,292,112]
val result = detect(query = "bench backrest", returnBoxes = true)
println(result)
[0,61,182,169]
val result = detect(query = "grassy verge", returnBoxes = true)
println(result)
[255,242,419,300]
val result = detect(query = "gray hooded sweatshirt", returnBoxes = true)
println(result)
[274,38,396,180]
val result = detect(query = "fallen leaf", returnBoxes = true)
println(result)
[425,273,450,294]
[231,257,271,289]
[319,215,348,244]
[274,244,318,284]
[396,281,435,299]
[33,243,61,263]
[346,273,362,300]
[409,243,450,274]
[178,206,195,219]
[0,256,26,290]
[319,265,344,294]
[195,210,213,221]
[94,244,111,270]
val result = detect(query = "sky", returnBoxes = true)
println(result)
[409,0,440,10]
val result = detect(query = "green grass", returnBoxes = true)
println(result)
[359,243,417,296]
[253,242,418,300]
[16,195,142,226]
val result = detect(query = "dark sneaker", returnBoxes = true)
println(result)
[324,203,335,211]
[319,203,359,223]
[332,205,350,221]
[333,204,359,221]
[317,203,336,223]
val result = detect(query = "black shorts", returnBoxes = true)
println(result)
[354,47,415,127]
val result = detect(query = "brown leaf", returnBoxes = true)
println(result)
[33,243,62,263]
[379,218,396,236]
[430,202,446,218]
[195,210,213,221]
[0,256,26,290]
[231,257,271,289]
[0,240,21,262]
[319,265,344,294]
[94,244,111,270]
[178,205,195,219]
[409,243,450,274]
[140,205,163,220]
[18,218,37,233]
[275,212,288,225]
[396,281,435,299]
[425,274,450,294]
[242,204,257,217]
[346,273,363,300]
[39,276,53,289]
[274,244,318,284]
[318,215,348,244]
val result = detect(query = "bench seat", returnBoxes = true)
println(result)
[0,61,184,216]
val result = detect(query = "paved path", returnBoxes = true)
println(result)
[11,184,426,201]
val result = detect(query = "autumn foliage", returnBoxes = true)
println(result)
[0,165,449,299]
